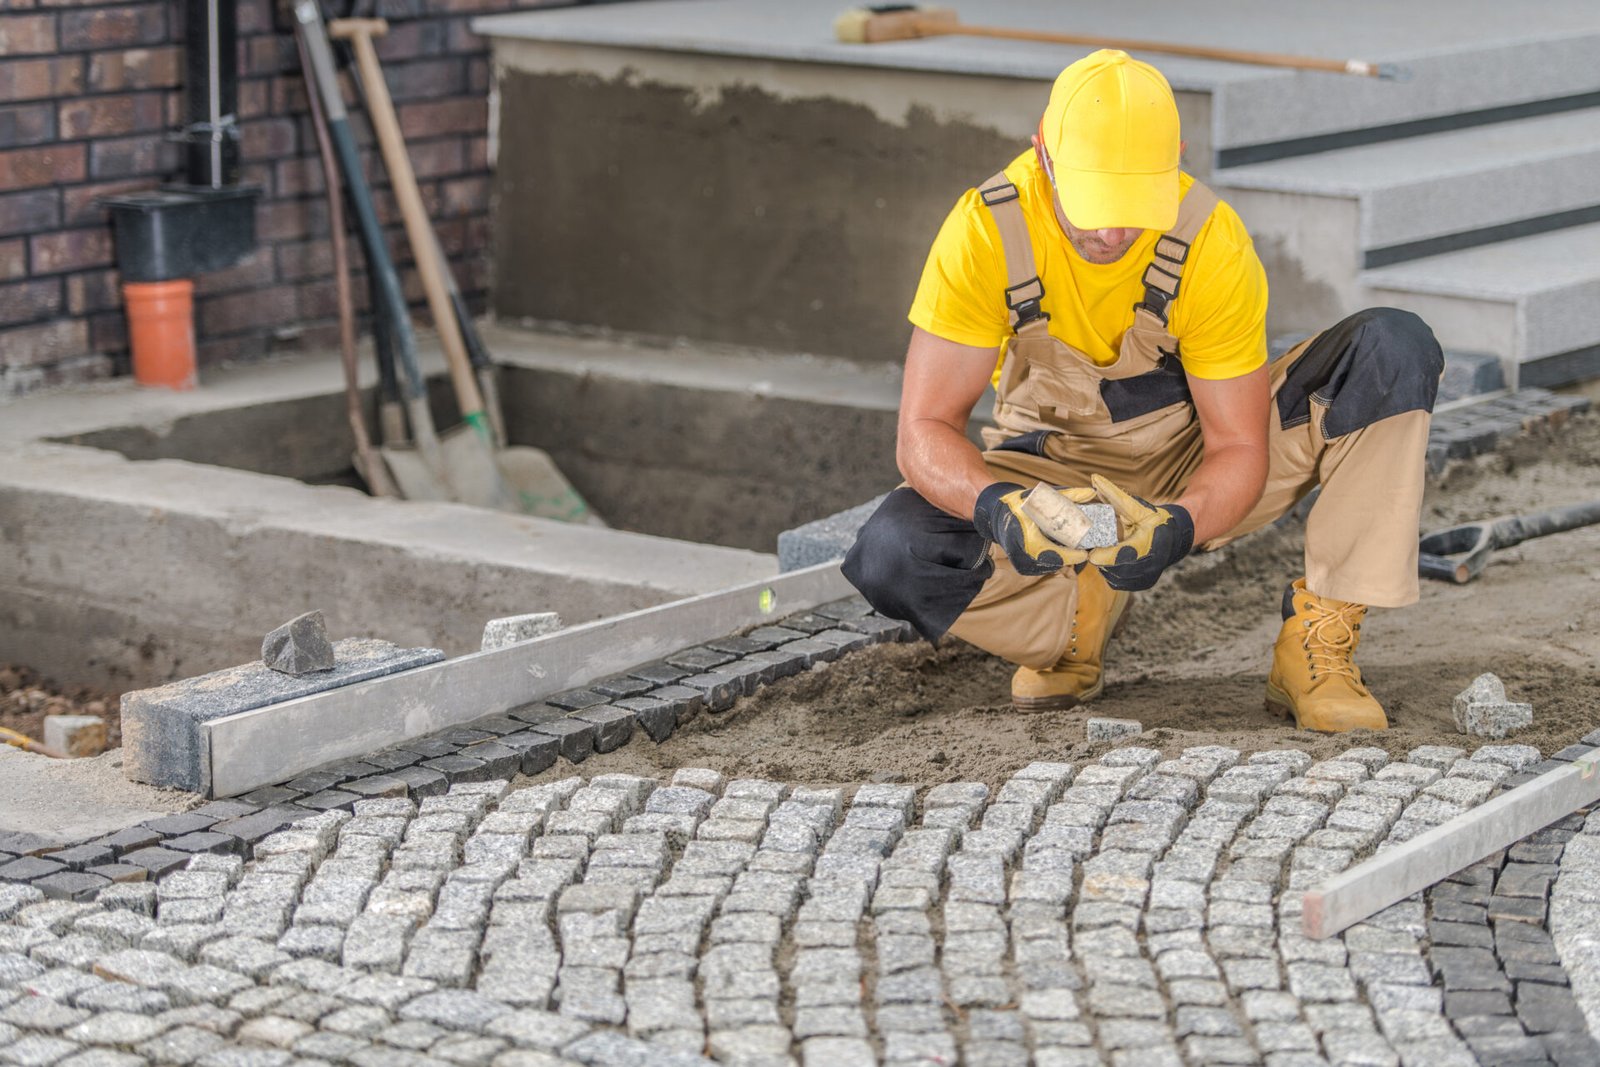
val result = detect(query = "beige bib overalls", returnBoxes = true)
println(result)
[944,173,1434,671]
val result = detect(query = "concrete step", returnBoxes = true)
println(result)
[1360,222,1600,388]
[1216,109,1600,269]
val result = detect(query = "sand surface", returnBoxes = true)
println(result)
[525,410,1600,792]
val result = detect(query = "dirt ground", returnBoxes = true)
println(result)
[0,665,121,753]
[528,409,1600,792]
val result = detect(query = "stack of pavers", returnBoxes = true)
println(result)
[0,598,912,902]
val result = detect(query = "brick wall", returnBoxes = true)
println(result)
[0,0,514,399]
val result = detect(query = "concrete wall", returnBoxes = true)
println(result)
[489,43,1210,364]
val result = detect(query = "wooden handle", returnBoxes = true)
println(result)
[888,13,1386,77]
[1022,483,1093,548]
[328,17,387,39]
[329,18,487,423]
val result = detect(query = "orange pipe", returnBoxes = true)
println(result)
[123,278,197,390]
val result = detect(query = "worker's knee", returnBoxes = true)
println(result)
[842,488,989,640]
[1341,306,1445,385]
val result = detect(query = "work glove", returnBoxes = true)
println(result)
[1087,473,1195,591]
[973,482,1096,576]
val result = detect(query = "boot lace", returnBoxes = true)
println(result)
[1301,599,1364,681]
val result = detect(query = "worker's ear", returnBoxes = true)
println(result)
[1031,133,1048,173]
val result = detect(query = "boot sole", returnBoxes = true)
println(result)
[1010,591,1132,712]
[1265,679,1388,733]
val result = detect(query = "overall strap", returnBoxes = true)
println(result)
[1133,180,1220,328]
[978,172,1047,331]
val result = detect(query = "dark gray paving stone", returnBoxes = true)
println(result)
[190,800,258,821]
[718,657,776,696]
[285,772,347,795]
[97,827,164,858]
[40,845,115,873]
[778,638,839,668]
[341,776,410,800]
[437,729,497,748]
[572,708,635,754]
[85,864,148,885]
[387,765,449,799]
[612,697,676,743]
[839,615,911,642]
[813,596,875,622]
[705,635,774,656]
[626,661,690,686]
[545,689,610,712]
[531,719,595,764]
[590,675,654,699]
[236,786,302,808]
[675,673,740,713]
[0,855,67,882]
[645,686,705,723]
[1446,990,1514,1017]
[1429,920,1495,948]
[1488,895,1547,924]
[810,628,873,655]
[1506,961,1569,985]
[495,732,560,776]
[33,871,110,901]
[778,613,834,635]
[317,759,383,781]
[1543,1031,1600,1067]
[421,754,492,785]
[466,715,525,736]
[294,792,360,814]
[746,626,808,648]
[361,749,421,773]
[459,742,521,779]
[397,738,459,760]
[1516,982,1588,1033]
[0,831,56,855]
[164,832,241,855]
[664,647,736,673]
[143,814,218,837]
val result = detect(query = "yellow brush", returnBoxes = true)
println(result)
[834,4,1404,79]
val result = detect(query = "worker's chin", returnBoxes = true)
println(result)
[1072,239,1135,264]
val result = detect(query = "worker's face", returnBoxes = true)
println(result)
[1060,217,1142,265]
[1038,141,1143,264]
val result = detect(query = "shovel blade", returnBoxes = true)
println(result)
[498,445,606,526]
[436,424,517,511]
[379,444,453,502]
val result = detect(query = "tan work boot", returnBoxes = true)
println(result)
[1012,566,1131,711]
[1266,578,1388,732]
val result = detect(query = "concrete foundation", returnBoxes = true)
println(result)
[0,328,912,692]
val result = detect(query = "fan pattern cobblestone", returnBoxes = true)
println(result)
[3,736,1599,1066]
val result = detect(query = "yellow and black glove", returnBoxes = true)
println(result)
[973,482,1094,576]
[1087,474,1195,591]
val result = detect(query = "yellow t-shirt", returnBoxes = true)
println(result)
[908,150,1268,382]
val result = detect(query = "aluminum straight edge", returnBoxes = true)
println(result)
[1302,747,1600,939]
[203,560,855,797]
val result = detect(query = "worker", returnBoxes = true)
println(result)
[843,49,1442,732]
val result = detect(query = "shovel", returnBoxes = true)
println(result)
[1418,500,1600,583]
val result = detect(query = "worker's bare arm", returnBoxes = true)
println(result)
[897,327,1003,521]
[1175,365,1271,545]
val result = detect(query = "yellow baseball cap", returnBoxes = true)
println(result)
[1040,49,1181,232]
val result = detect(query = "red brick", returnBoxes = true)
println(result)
[234,0,273,35]
[240,117,299,162]
[58,5,167,51]
[65,268,121,314]
[194,250,275,296]
[0,144,86,190]
[61,178,152,227]
[446,15,491,53]
[0,56,86,101]
[0,188,60,237]
[255,198,326,242]
[398,97,486,141]
[404,137,466,181]
[275,238,333,282]
[381,58,465,103]
[268,75,308,117]
[29,228,113,274]
[245,34,296,77]
[0,15,58,57]
[58,92,165,139]
[374,19,451,64]
[467,135,488,171]
[88,134,175,179]
[85,45,181,92]
[0,238,25,281]
[87,308,126,353]
[466,55,489,94]
[238,78,271,120]
[274,156,326,198]
[438,174,488,218]
[0,103,56,148]
[198,283,297,336]
[0,318,89,369]
[0,277,62,326]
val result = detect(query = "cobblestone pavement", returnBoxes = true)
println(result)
[3,739,1600,1066]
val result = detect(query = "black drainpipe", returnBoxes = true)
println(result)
[182,0,240,188]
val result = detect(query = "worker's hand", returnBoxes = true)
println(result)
[1087,474,1195,591]
[973,482,1094,575]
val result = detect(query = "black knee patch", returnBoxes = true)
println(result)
[841,488,993,643]
[1277,307,1443,438]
